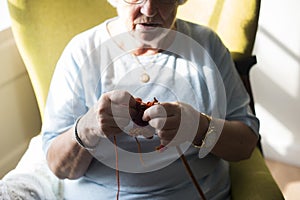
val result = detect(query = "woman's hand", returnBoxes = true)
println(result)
[143,101,259,161]
[76,90,137,147]
[143,102,201,147]
[47,90,138,179]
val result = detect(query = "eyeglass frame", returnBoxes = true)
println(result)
[123,0,179,5]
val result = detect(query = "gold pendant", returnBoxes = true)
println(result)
[140,73,150,83]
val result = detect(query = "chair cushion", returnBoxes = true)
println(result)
[230,147,284,199]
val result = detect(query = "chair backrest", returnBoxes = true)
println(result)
[7,0,116,119]
[178,0,261,115]
[8,0,260,119]
[178,0,261,61]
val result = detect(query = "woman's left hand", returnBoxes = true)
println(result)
[143,102,201,147]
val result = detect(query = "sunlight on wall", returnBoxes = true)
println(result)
[255,104,294,155]
[0,0,11,31]
[252,0,300,167]
[255,28,299,98]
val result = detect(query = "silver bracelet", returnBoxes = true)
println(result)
[74,116,97,151]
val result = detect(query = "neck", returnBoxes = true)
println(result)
[133,48,160,56]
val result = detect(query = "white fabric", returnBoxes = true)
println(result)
[0,135,63,200]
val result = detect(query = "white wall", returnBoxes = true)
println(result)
[252,0,300,167]
[0,28,41,178]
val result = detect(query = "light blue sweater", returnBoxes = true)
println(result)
[42,18,259,200]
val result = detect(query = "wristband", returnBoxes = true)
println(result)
[74,116,96,151]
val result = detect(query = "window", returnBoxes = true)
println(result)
[0,0,11,31]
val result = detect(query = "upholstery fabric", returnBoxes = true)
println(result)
[177,0,260,60]
[230,148,284,199]
[8,0,116,118]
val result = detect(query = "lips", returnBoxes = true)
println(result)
[135,22,162,30]
[140,22,160,27]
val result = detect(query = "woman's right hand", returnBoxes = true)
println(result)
[76,90,137,148]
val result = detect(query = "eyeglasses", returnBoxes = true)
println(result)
[123,0,178,5]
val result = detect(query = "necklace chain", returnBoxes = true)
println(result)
[132,53,159,83]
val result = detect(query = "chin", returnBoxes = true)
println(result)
[133,28,170,47]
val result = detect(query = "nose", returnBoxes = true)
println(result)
[140,0,158,17]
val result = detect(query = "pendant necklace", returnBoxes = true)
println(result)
[132,53,159,83]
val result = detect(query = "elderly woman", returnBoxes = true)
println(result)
[42,0,259,199]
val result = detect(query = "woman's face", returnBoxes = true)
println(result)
[116,0,179,32]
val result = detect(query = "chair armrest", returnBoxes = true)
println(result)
[230,147,284,199]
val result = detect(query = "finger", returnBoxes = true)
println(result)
[148,115,180,130]
[143,102,181,120]
[99,91,135,118]
[99,121,124,137]
[148,117,166,130]
[128,125,155,138]
[99,112,130,128]
[113,116,131,128]
[108,90,136,107]
[110,103,133,118]
[143,104,168,121]
[158,135,182,147]
[159,139,170,147]
[156,129,177,141]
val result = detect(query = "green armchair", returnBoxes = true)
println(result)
[7,0,284,199]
